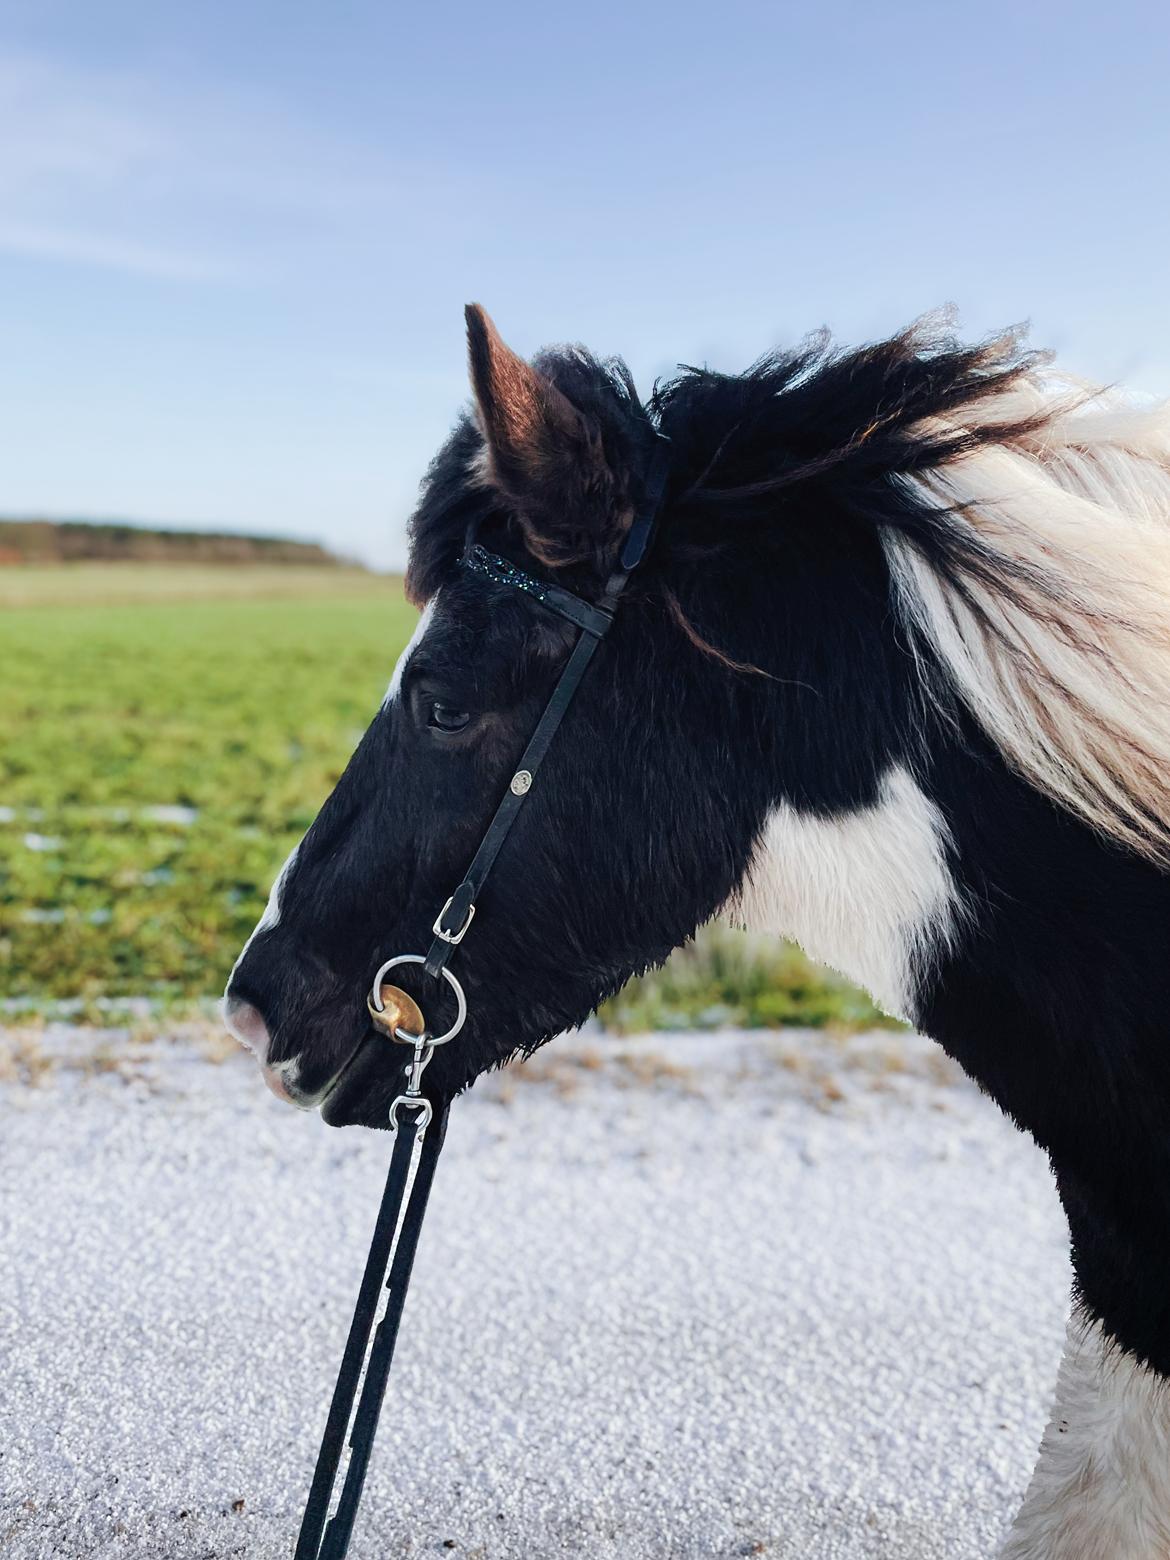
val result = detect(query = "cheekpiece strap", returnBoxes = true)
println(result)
[425,430,672,978]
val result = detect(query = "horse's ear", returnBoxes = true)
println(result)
[464,303,630,569]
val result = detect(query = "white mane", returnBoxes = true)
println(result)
[883,373,1170,865]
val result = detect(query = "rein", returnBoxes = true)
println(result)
[292,435,671,1559]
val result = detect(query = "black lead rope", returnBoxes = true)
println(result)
[294,1099,449,1560]
[292,432,670,1559]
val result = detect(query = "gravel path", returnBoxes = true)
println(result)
[0,1027,1069,1560]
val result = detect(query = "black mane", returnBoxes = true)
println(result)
[408,319,1045,612]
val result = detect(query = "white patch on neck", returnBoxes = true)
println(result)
[1001,1305,1170,1559]
[729,764,964,1022]
[383,596,437,708]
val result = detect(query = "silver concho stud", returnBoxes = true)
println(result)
[510,770,533,796]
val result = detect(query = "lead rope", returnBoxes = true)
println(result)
[291,433,670,1559]
[293,1028,447,1560]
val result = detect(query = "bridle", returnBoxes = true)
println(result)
[292,432,672,1560]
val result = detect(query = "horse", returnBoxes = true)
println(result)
[225,303,1170,1558]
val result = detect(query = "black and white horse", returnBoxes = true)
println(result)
[226,305,1170,1558]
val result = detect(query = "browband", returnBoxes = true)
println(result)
[462,546,615,638]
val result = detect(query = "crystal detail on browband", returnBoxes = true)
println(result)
[462,545,550,602]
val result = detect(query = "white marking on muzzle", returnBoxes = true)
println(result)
[221,842,300,1061]
[226,842,300,977]
[262,1055,311,1107]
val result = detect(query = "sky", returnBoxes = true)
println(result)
[0,0,1167,570]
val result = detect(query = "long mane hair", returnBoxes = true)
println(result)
[648,318,1170,866]
[408,315,1170,867]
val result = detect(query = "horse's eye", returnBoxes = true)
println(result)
[427,702,471,734]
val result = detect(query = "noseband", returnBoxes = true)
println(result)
[293,434,671,1559]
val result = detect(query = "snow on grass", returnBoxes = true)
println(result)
[0,1026,1068,1558]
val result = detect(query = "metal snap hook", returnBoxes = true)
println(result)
[368,953,467,1046]
[389,1094,433,1134]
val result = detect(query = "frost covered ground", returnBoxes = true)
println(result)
[0,1024,1069,1560]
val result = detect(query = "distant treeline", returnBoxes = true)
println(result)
[0,519,346,567]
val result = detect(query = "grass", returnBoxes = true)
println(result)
[1,572,414,1000]
[600,928,896,1032]
[0,563,894,1030]
[0,563,387,608]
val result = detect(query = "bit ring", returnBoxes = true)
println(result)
[368,954,466,1046]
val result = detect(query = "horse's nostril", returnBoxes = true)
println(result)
[223,994,272,1063]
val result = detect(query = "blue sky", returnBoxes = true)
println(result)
[0,0,1166,569]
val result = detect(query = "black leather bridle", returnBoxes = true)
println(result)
[293,433,671,1560]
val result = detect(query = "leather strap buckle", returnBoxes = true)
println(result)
[432,895,476,945]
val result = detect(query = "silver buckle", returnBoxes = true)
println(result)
[432,896,475,945]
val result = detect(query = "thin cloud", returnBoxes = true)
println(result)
[0,222,239,283]
[0,50,411,284]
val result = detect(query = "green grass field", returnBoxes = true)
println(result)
[0,562,387,608]
[0,565,892,1029]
